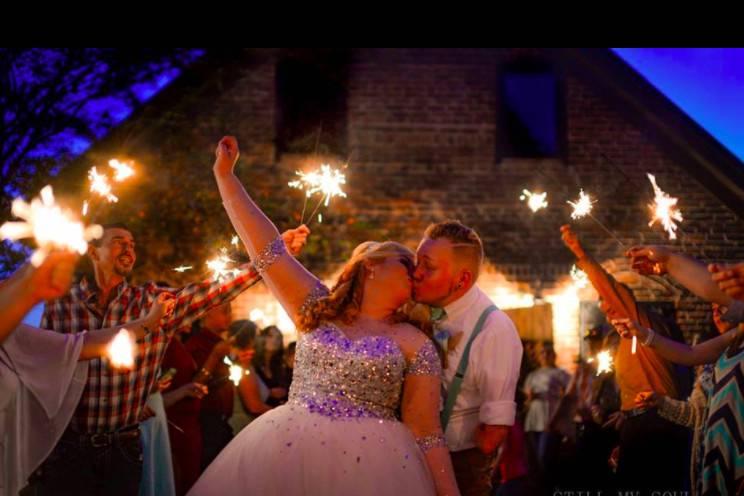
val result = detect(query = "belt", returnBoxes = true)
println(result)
[67,424,141,448]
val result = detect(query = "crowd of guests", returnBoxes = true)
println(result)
[488,225,744,495]
[2,216,743,495]
[159,303,297,494]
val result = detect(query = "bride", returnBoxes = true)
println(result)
[187,136,459,495]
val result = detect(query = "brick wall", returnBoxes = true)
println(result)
[71,48,744,368]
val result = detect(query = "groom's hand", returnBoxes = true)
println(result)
[282,225,310,256]
[474,424,508,455]
[214,136,240,176]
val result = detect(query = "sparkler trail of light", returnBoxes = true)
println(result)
[289,164,347,224]
[519,189,548,213]
[107,329,136,369]
[647,173,683,240]
[172,265,193,273]
[570,264,589,289]
[206,248,241,282]
[0,186,103,266]
[567,189,595,220]
[223,356,249,386]
[88,166,118,203]
[593,350,614,376]
[109,159,135,182]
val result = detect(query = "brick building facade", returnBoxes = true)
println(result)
[62,48,744,367]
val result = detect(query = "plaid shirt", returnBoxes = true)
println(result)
[40,268,261,433]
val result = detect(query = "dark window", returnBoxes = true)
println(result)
[498,59,563,158]
[276,49,350,156]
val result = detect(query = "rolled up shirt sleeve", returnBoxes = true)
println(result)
[473,311,523,426]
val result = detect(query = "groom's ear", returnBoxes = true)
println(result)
[456,268,475,291]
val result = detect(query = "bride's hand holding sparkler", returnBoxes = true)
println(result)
[214,135,240,177]
[281,225,310,257]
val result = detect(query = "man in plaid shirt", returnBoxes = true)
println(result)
[36,222,309,496]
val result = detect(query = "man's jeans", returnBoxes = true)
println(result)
[36,425,143,496]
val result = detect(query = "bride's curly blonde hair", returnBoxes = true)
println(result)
[298,241,428,332]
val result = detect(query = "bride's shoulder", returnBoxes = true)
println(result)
[391,322,430,355]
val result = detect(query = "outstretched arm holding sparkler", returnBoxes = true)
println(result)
[1,252,173,363]
[78,294,174,361]
[560,224,640,323]
[626,245,731,306]
[213,136,318,323]
[613,318,743,367]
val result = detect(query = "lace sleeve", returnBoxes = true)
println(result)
[406,340,442,376]
[299,280,330,317]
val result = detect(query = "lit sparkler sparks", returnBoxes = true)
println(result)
[519,189,548,213]
[570,264,589,289]
[288,164,347,207]
[567,189,596,220]
[224,356,249,386]
[647,173,683,240]
[589,350,614,376]
[107,329,136,369]
[0,186,103,266]
[88,166,118,203]
[289,163,348,224]
[172,265,193,273]
[109,159,135,182]
[206,248,241,282]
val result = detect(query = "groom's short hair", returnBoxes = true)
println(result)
[424,220,484,272]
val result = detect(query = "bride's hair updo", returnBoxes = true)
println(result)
[298,241,415,332]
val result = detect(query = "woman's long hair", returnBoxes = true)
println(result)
[298,241,416,332]
[296,240,443,364]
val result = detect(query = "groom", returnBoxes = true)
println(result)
[413,220,523,495]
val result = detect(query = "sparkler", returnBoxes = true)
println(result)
[107,329,136,369]
[0,186,103,266]
[567,189,595,220]
[519,189,548,213]
[223,356,249,386]
[570,264,589,289]
[88,166,118,203]
[109,159,135,182]
[588,350,614,376]
[289,164,347,224]
[206,248,241,282]
[647,173,683,240]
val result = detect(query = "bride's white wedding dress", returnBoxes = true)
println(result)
[188,288,440,495]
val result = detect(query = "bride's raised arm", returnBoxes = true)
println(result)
[213,136,323,323]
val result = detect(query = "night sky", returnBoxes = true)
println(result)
[613,48,744,162]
